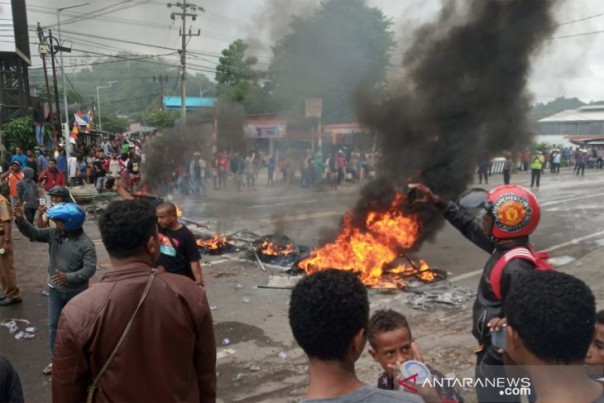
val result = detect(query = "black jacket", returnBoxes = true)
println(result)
[441,201,535,343]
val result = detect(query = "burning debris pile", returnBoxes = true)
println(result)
[292,192,446,289]
[255,235,309,266]
[196,235,235,255]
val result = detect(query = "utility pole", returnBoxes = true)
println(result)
[48,30,63,144]
[37,23,56,144]
[167,2,203,128]
[153,75,169,110]
[57,3,89,158]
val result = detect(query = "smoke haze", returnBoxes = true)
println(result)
[355,0,561,243]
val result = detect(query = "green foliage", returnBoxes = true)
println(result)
[101,113,129,134]
[2,116,37,151]
[267,0,395,124]
[530,142,549,154]
[146,109,177,129]
[66,88,83,104]
[215,40,271,113]
[529,97,585,122]
[216,40,258,88]
[29,53,217,118]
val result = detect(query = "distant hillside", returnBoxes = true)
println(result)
[529,96,585,123]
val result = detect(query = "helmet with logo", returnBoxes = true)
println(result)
[47,186,71,199]
[46,203,86,233]
[487,185,540,239]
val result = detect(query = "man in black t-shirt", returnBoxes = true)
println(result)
[155,202,203,285]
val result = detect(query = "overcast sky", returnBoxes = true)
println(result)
[25,0,604,104]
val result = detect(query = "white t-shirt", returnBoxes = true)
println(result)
[68,157,78,177]
[108,159,121,176]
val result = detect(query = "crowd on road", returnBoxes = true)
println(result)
[0,170,603,402]
[478,146,604,189]
[168,147,380,196]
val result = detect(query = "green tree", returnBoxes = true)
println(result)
[216,40,258,98]
[215,40,272,113]
[529,96,585,123]
[66,88,84,104]
[267,0,394,123]
[101,113,129,134]
[146,109,177,129]
[2,116,37,151]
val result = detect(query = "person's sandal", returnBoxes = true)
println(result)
[42,363,52,376]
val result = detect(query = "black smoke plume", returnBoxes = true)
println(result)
[141,113,212,195]
[354,0,560,244]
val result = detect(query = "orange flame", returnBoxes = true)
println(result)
[259,239,295,256]
[197,235,228,251]
[298,192,437,288]
[176,207,183,218]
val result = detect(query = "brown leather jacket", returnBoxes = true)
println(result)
[52,264,216,402]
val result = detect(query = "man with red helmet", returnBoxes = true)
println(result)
[409,183,541,403]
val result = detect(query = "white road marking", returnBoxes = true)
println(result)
[260,211,341,223]
[251,200,317,208]
[540,192,604,207]
[449,228,604,283]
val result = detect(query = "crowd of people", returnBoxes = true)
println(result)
[477,145,604,189]
[172,148,380,195]
[0,172,602,402]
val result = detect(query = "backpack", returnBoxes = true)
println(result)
[490,246,554,299]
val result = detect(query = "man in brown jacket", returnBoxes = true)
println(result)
[52,200,216,402]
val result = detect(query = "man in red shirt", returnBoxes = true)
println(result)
[38,158,66,192]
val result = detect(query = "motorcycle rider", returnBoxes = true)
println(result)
[409,183,541,403]
[14,202,96,375]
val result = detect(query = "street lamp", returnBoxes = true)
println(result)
[57,2,89,152]
[96,81,118,133]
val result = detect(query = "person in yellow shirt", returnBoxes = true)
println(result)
[530,152,543,189]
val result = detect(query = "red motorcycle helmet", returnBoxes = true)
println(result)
[487,185,540,239]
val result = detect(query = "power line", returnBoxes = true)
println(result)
[557,11,604,27]
[27,4,273,51]
[54,28,223,58]
[58,0,155,28]
[553,29,604,39]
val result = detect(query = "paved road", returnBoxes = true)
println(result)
[3,166,604,401]
[183,167,604,279]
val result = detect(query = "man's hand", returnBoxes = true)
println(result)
[389,360,441,403]
[112,177,124,192]
[3,238,12,254]
[488,317,507,332]
[195,271,205,288]
[407,183,440,205]
[13,202,24,220]
[52,270,68,286]
[38,204,48,214]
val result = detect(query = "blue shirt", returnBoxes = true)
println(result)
[11,154,27,168]
[56,154,67,173]
[37,155,49,171]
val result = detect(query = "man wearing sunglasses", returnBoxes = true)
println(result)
[409,183,542,403]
